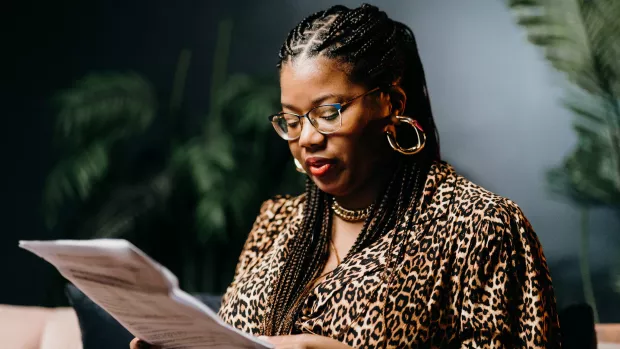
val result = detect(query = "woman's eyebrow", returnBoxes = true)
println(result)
[281,93,345,113]
[311,92,343,105]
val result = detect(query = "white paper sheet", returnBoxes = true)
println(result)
[20,239,273,349]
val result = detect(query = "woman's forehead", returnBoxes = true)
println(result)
[279,57,359,107]
[281,57,350,88]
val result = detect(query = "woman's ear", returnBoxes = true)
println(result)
[389,85,407,116]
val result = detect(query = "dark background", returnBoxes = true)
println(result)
[3,0,620,321]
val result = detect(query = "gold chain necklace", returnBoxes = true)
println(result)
[331,199,373,222]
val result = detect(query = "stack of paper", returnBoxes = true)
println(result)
[20,239,272,349]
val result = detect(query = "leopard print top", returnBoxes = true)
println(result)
[219,161,561,348]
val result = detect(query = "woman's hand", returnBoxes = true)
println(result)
[259,334,352,349]
[129,338,160,349]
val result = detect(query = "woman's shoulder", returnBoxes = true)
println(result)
[436,161,530,229]
[459,177,522,216]
[233,194,305,273]
[247,193,306,240]
[431,163,543,259]
[256,193,306,221]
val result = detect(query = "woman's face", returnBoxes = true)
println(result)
[279,56,398,199]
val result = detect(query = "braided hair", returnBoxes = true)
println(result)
[264,4,439,335]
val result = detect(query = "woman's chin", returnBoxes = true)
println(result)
[311,176,348,197]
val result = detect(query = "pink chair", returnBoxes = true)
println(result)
[0,305,82,349]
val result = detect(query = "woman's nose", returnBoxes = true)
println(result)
[298,117,325,149]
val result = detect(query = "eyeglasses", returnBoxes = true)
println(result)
[268,86,383,140]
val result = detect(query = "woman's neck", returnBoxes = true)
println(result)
[333,162,397,210]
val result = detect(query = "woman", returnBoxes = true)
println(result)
[132,3,561,348]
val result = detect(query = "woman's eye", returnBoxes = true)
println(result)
[321,113,339,121]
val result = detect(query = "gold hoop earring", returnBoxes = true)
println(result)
[385,116,426,155]
[294,158,306,174]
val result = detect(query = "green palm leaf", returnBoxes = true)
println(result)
[54,73,157,147]
[215,74,280,132]
[169,18,301,243]
[508,0,620,201]
[45,74,157,228]
[44,142,109,228]
[170,70,302,243]
[551,91,620,205]
[509,0,620,96]
[171,137,231,242]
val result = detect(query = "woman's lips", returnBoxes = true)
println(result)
[309,163,332,176]
[305,157,335,177]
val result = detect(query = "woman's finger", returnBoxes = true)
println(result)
[259,335,309,348]
[129,337,159,349]
[129,338,141,349]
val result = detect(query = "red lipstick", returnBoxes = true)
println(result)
[305,157,335,177]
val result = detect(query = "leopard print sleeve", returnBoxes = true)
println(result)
[460,202,562,349]
[219,196,291,310]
